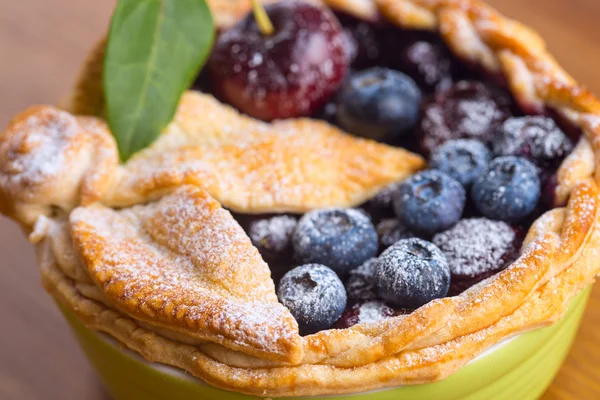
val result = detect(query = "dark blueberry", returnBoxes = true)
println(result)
[433,218,519,294]
[429,139,492,188]
[345,258,378,302]
[333,300,396,329]
[336,68,422,142]
[471,156,541,222]
[277,264,347,335]
[420,81,510,154]
[365,182,402,222]
[401,41,453,91]
[292,208,378,274]
[493,116,573,170]
[376,218,418,251]
[374,238,450,308]
[208,1,349,120]
[248,215,297,263]
[394,170,466,235]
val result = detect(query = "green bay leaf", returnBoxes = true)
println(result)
[104,0,214,161]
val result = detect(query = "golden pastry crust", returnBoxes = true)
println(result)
[0,106,117,228]
[70,186,303,363]
[35,194,600,396]
[104,91,425,212]
[0,94,425,218]
[4,0,600,397]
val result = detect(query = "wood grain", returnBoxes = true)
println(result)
[0,0,598,399]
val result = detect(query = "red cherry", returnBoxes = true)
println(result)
[208,1,349,121]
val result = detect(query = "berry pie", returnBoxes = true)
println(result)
[2,0,600,397]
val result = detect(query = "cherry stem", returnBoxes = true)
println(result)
[252,0,274,36]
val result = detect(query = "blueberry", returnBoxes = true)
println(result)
[336,67,422,142]
[429,139,491,188]
[277,264,347,335]
[401,40,453,91]
[248,215,297,263]
[292,208,378,274]
[376,218,418,251]
[471,156,541,222]
[394,170,466,235]
[493,116,573,170]
[374,238,450,308]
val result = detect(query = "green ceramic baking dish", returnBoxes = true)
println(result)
[57,285,591,400]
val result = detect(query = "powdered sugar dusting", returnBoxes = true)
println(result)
[1,109,80,187]
[70,187,299,354]
[433,218,517,277]
[356,300,394,324]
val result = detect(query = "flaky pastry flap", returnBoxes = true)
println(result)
[0,94,425,228]
[104,92,426,212]
[69,186,303,363]
[0,107,117,228]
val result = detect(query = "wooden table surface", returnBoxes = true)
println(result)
[1,0,600,399]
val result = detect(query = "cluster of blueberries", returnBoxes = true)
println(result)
[205,1,575,335]
[265,68,573,335]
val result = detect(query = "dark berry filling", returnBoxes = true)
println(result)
[200,8,577,333]
[333,300,398,329]
[400,40,453,91]
[432,218,520,295]
[420,81,510,154]
[376,218,419,252]
[345,257,378,302]
[493,116,573,171]
[249,215,298,263]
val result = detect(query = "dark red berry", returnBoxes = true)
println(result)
[433,218,520,295]
[420,81,510,154]
[493,116,573,171]
[208,1,349,121]
[401,41,452,91]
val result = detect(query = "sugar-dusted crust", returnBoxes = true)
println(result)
[0,106,117,227]
[105,92,426,212]
[4,0,600,397]
[69,186,303,363]
[0,94,425,223]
